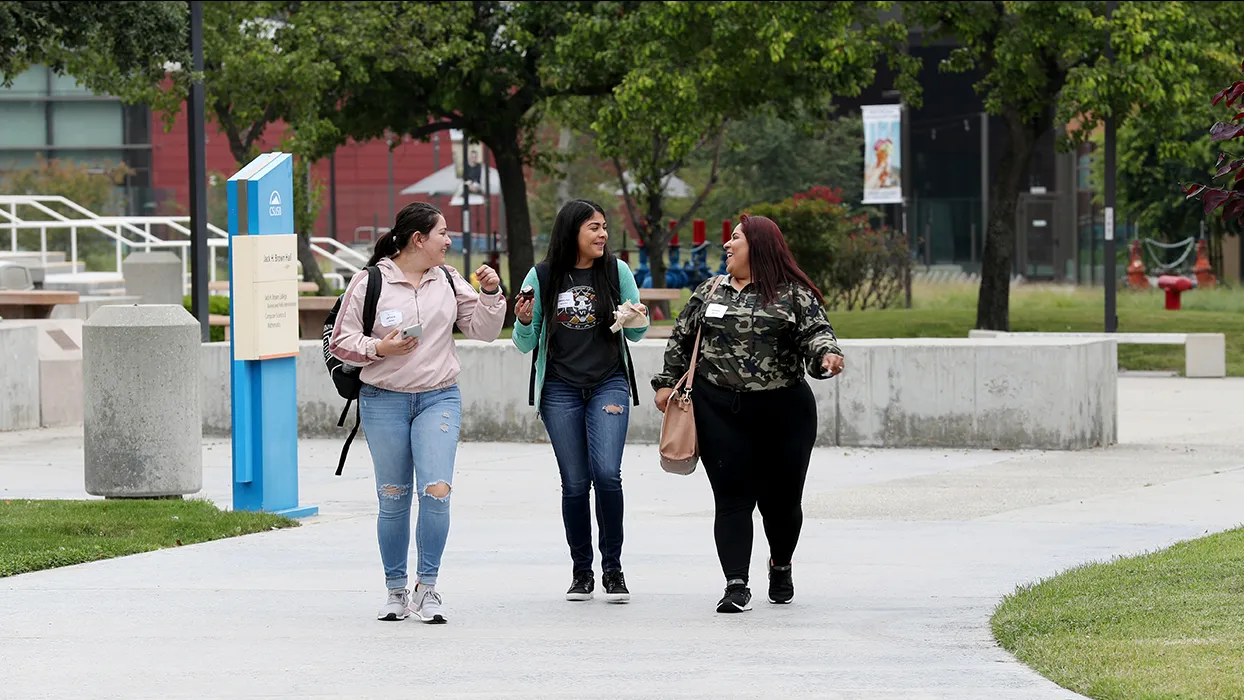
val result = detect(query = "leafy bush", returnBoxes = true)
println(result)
[182,295,231,342]
[744,187,908,311]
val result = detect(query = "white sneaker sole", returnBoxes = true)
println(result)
[414,610,447,624]
[565,591,594,602]
[604,591,630,604]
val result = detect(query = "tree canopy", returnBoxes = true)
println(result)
[907,0,1243,330]
[551,0,917,289]
[0,1,187,93]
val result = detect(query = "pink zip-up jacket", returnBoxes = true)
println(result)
[328,257,507,393]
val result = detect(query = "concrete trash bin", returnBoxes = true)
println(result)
[83,304,203,498]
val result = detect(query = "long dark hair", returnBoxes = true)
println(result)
[739,213,826,307]
[366,201,444,267]
[541,199,615,339]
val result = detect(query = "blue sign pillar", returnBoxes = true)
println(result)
[227,152,318,519]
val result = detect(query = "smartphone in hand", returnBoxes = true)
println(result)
[401,324,423,340]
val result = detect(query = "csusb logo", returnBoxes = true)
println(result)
[269,191,283,217]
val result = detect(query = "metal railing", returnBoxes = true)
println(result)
[0,195,360,294]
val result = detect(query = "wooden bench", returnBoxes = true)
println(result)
[0,290,80,320]
[209,280,320,294]
[638,288,684,302]
[297,296,338,340]
[968,330,1227,378]
[209,313,231,340]
[209,297,339,341]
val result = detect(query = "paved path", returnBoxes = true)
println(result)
[2,377,1243,699]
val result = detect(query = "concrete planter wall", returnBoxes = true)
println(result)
[200,337,1117,451]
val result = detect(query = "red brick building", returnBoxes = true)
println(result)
[149,108,500,247]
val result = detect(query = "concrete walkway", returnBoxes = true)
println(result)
[2,377,1243,699]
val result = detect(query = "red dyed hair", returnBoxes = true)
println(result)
[738,214,825,307]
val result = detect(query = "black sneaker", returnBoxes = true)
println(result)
[768,560,794,604]
[566,570,594,601]
[716,581,753,613]
[602,569,630,604]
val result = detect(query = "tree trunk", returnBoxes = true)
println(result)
[297,232,332,294]
[636,192,670,316]
[555,127,573,209]
[492,139,534,328]
[976,110,1041,331]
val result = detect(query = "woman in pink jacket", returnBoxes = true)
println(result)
[329,202,506,624]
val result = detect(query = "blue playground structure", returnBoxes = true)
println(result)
[632,219,720,290]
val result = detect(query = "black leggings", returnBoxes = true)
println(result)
[693,379,817,584]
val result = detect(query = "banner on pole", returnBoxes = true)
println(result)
[862,104,903,205]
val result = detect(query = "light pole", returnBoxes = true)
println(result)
[462,136,472,275]
[1104,0,1118,333]
[187,0,209,341]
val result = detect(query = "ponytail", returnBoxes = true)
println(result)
[365,201,444,267]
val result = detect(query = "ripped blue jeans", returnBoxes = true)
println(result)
[359,383,461,590]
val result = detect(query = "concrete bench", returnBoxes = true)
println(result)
[968,330,1226,378]
[0,290,80,320]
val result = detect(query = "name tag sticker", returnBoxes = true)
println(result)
[379,309,403,327]
[705,303,728,319]
[558,292,575,309]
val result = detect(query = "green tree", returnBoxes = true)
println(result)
[122,1,337,292]
[0,1,186,90]
[552,1,916,293]
[908,0,1242,330]
[689,108,867,229]
[279,1,625,317]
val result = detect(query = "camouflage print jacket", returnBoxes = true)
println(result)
[651,276,844,393]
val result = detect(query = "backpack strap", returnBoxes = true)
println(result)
[440,265,457,295]
[362,265,381,336]
[335,401,362,476]
[335,265,381,476]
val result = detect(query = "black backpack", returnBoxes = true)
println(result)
[323,265,459,475]
[528,257,640,407]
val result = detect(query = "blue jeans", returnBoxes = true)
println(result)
[359,383,462,589]
[539,371,631,573]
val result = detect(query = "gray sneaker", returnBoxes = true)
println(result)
[411,585,447,624]
[377,588,409,621]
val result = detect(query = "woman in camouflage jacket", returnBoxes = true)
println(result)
[653,214,844,614]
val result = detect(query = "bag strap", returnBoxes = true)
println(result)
[681,275,726,393]
[335,401,362,476]
[362,265,381,337]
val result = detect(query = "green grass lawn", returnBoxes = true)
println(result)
[467,281,1244,376]
[992,527,1244,699]
[0,499,297,578]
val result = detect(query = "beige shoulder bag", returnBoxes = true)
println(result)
[659,275,725,475]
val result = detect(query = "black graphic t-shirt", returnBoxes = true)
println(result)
[547,267,621,389]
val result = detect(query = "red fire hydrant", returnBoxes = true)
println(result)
[1157,275,1194,310]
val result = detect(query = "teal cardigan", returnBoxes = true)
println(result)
[512,258,649,409]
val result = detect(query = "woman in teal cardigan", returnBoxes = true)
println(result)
[512,199,649,604]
